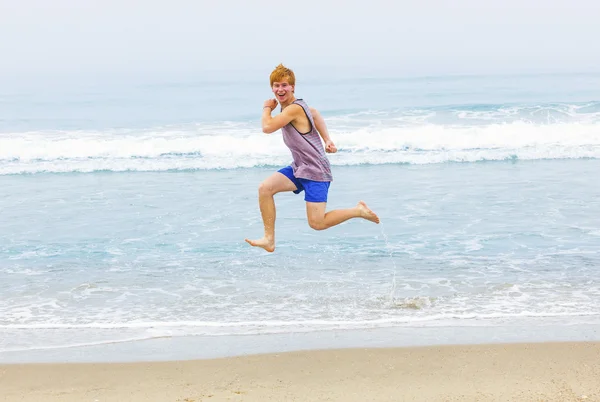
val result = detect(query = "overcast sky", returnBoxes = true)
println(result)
[1,0,599,81]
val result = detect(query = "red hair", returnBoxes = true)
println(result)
[269,63,296,86]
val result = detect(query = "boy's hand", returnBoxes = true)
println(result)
[325,140,337,153]
[263,99,278,110]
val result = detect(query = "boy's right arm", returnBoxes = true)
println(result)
[262,100,299,134]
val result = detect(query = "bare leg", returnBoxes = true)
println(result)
[306,200,380,231]
[245,172,297,252]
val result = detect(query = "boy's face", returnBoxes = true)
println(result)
[272,78,294,104]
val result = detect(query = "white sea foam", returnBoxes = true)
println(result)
[2,311,599,332]
[2,309,600,353]
[1,120,600,174]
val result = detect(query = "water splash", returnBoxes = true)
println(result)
[379,221,398,303]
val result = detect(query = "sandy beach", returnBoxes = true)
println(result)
[1,342,599,401]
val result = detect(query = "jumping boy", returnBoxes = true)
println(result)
[245,64,380,252]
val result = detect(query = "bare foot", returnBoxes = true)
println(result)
[244,237,275,252]
[357,201,380,224]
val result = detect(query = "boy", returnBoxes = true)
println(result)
[245,64,379,252]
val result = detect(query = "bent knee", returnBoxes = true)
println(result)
[258,181,275,196]
[308,219,327,231]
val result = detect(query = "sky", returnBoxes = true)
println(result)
[1,0,599,81]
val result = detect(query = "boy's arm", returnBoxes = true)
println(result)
[262,100,301,134]
[310,107,337,153]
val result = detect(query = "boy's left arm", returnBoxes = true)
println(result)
[310,107,337,153]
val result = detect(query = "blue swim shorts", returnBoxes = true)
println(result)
[277,166,331,203]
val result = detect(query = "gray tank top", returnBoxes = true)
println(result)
[281,99,333,182]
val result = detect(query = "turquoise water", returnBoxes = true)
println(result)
[1,73,600,361]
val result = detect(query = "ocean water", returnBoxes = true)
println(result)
[1,72,600,362]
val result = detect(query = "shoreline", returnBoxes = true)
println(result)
[2,320,600,364]
[2,341,599,401]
